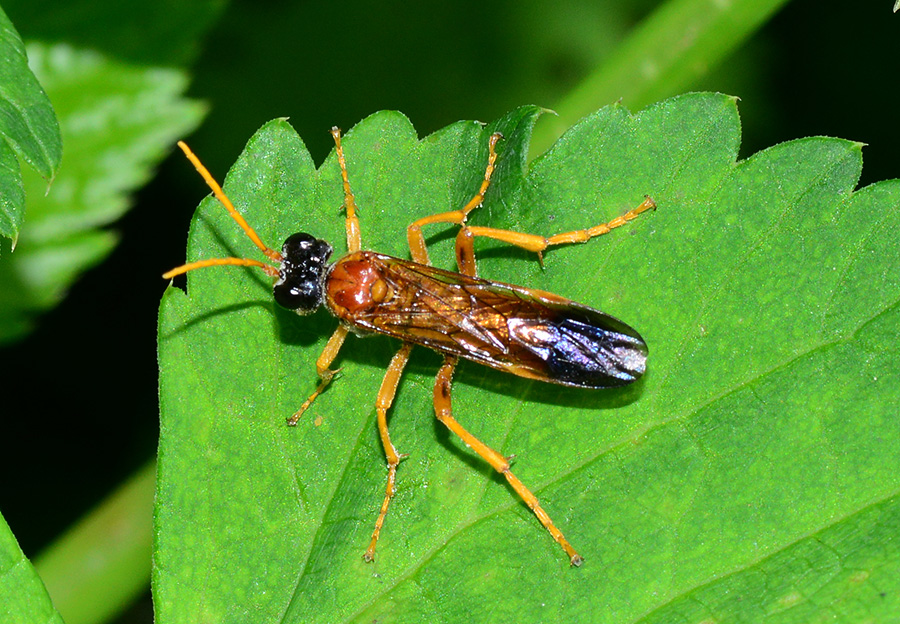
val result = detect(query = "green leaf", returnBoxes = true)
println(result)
[157,94,900,622]
[0,6,62,244]
[638,496,900,622]
[0,512,64,624]
[0,42,205,344]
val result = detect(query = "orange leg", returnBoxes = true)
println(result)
[289,132,357,424]
[406,132,503,265]
[330,127,362,253]
[365,343,414,561]
[287,325,349,426]
[433,355,583,566]
[456,195,657,273]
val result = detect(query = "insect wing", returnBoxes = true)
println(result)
[354,255,647,388]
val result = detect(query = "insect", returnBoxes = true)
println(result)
[165,128,655,566]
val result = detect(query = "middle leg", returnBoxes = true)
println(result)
[455,195,657,274]
[406,132,503,266]
[365,342,414,561]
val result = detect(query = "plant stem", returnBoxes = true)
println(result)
[34,461,155,624]
[530,0,791,157]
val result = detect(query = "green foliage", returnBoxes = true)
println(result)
[0,5,61,245]
[0,42,205,343]
[1,0,226,65]
[0,512,63,624]
[157,93,900,622]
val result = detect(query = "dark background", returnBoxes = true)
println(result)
[1,1,898,621]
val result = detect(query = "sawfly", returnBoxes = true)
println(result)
[165,128,654,565]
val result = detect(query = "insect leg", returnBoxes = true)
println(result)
[433,355,584,566]
[406,132,502,266]
[330,127,362,253]
[286,325,349,426]
[365,342,414,561]
[458,195,656,266]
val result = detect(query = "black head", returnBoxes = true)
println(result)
[273,233,333,314]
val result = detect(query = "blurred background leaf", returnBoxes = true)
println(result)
[1,1,899,623]
[1,0,225,65]
[0,512,63,624]
[0,5,60,245]
[0,42,205,343]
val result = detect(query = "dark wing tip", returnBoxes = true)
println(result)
[511,307,648,389]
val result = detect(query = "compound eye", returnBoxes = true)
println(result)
[273,277,322,314]
[282,233,332,265]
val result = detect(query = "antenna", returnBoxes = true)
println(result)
[164,142,282,280]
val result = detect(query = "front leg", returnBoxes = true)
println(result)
[287,325,349,426]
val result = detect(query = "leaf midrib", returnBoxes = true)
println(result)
[653,141,861,415]
[338,292,900,623]
[627,490,900,624]
[303,137,877,622]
